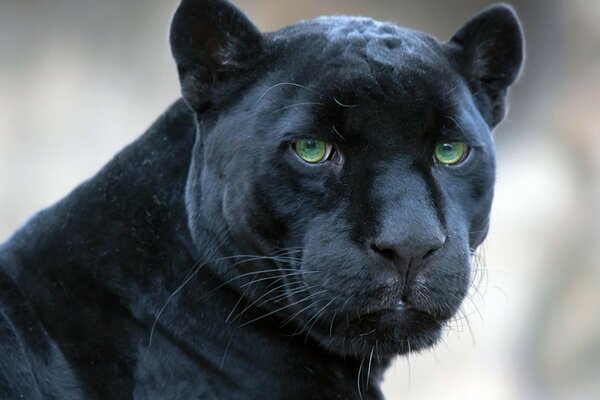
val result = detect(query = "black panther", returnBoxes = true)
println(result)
[0,1,523,398]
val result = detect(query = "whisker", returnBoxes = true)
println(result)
[148,229,229,345]
[333,96,357,108]
[224,273,268,324]
[443,114,467,137]
[271,102,325,114]
[281,290,330,328]
[228,278,287,323]
[219,324,238,371]
[366,346,375,393]
[233,283,319,325]
[255,283,310,308]
[328,310,338,337]
[332,124,346,141]
[302,295,339,340]
[199,267,316,301]
[238,270,310,288]
[357,357,365,400]
[257,82,323,103]
[240,289,328,328]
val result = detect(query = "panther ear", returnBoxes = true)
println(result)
[445,4,524,127]
[170,0,263,113]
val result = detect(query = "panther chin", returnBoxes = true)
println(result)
[310,303,447,358]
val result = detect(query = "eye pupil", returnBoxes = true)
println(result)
[304,140,317,149]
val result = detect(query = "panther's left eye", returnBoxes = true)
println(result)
[293,139,333,164]
[434,141,469,165]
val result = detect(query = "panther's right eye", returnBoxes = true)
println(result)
[434,141,469,166]
[293,139,333,164]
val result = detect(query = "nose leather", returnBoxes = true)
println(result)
[372,229,446,269]
[371,207,446,281]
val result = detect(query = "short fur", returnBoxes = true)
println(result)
[0,1,523,399]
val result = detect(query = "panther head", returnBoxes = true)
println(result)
[171,0,523,358]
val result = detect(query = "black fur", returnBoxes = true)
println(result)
[0,1,523,399]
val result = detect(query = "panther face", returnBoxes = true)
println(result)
[172,0,523,358]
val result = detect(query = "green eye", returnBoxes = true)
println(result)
[434,141,469,165]
[293,139,333,164]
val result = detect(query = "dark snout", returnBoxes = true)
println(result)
[369,170,447,290]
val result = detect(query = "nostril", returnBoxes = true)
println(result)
[423,248,436,260]
[370,243,398,262]
[422,235,446,260]
[371,234,446,263]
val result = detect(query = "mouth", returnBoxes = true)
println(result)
[309,301,446,358]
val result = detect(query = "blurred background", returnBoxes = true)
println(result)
[0,0,598,398]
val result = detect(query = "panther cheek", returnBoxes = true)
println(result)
[469,216,490,248]
[223,183,288,255]
[222,184,260,247]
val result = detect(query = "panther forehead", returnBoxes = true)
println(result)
[264,16,458,111]
[271,16,445,69]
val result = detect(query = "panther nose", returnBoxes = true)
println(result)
[370,231,446,275]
